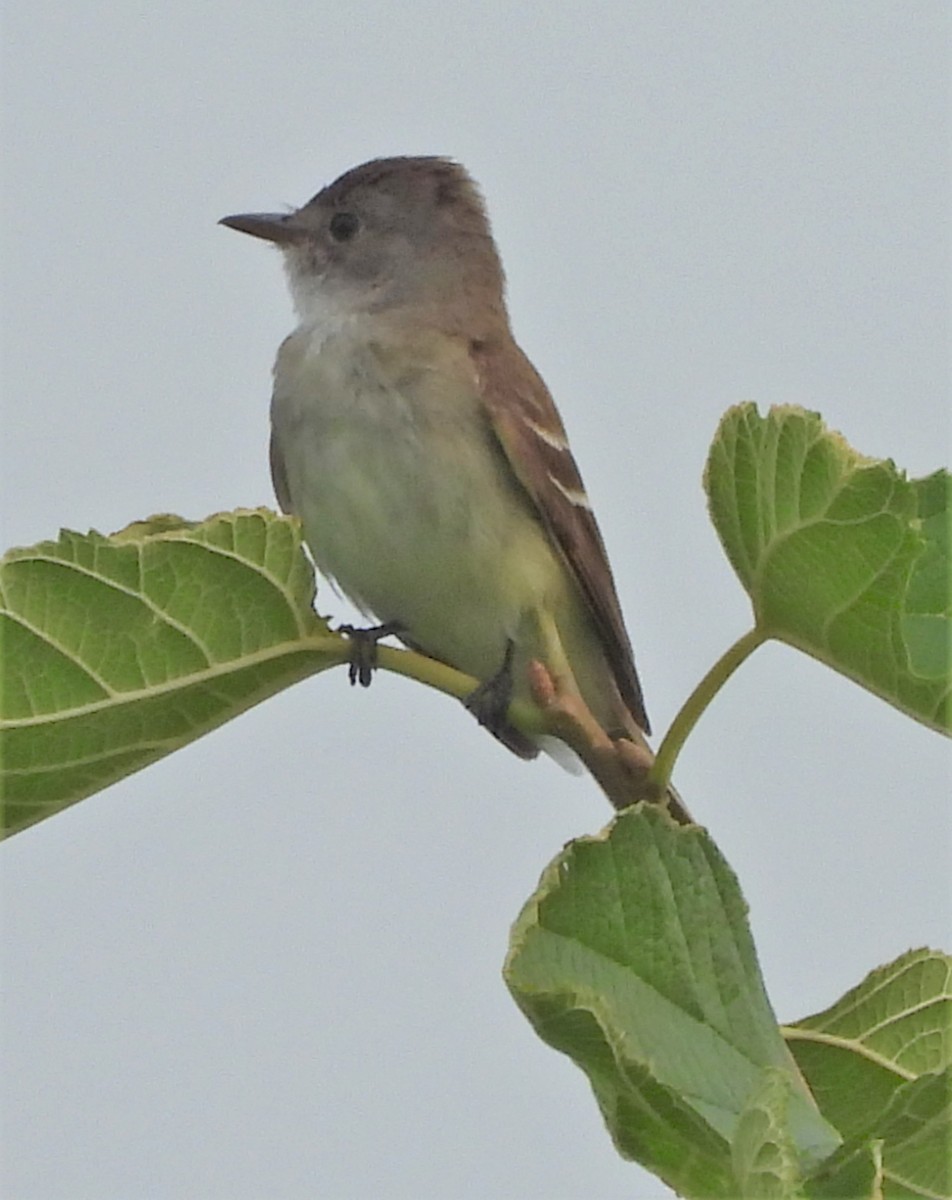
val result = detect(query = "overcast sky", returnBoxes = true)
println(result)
[2,4,949,1198]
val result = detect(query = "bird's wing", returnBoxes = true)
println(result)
[269,430,294,514]
[470,335,650,734]
[269,332,300,516]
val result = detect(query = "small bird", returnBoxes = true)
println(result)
[221,156,652,763]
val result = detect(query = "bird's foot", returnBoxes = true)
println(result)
[338,621,405,687]
[464,639,516,733]
[464,641,539,759]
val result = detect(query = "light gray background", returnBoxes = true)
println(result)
[1,4,949,1198]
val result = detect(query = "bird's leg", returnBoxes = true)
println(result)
[464,639,517,735]
[338,621,405,687]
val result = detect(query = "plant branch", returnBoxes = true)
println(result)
[650,626,766,795]
[341,635,696,823]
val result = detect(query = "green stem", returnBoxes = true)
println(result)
[650,626,765,794]
[305,633,477,704]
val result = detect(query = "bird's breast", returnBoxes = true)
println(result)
[269,323,565,675]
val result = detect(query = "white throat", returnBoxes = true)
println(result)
[282,257,364,343]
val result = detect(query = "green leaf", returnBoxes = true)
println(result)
[903,472,952,682]
[705,404,950,734]
[732,1068,808,1198]
[787,950,952,1199]
[0,511,343,837]
[785,948,951,1139]
[807,1071,950,1200]
[806,1138,883,1200]
[874,1069,952,1200]
[504,805,841,1199]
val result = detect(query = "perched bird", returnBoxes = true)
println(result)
[221,156,653,764]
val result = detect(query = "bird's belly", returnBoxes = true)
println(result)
[275,373,564,684]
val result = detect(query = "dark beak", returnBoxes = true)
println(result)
[218,211,304,245]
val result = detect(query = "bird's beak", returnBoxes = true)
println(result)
[218,211,304,245]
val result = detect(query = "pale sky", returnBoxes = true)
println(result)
[2,4,949,1198]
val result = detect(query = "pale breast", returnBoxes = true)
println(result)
[270,319,565,678]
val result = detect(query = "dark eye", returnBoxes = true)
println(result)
[329,211,360,241]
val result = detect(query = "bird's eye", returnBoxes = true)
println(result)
[329,211,360,241]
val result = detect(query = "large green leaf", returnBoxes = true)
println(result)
[705,404,950,733]
[806,1071,950,1200]
[731,1069,808,1199]
[807,1139,883,1200]
[787,949,952,1199]
[0,511,342,837]
[504,804,841,1199]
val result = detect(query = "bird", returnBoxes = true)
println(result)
[220,156,655,769]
